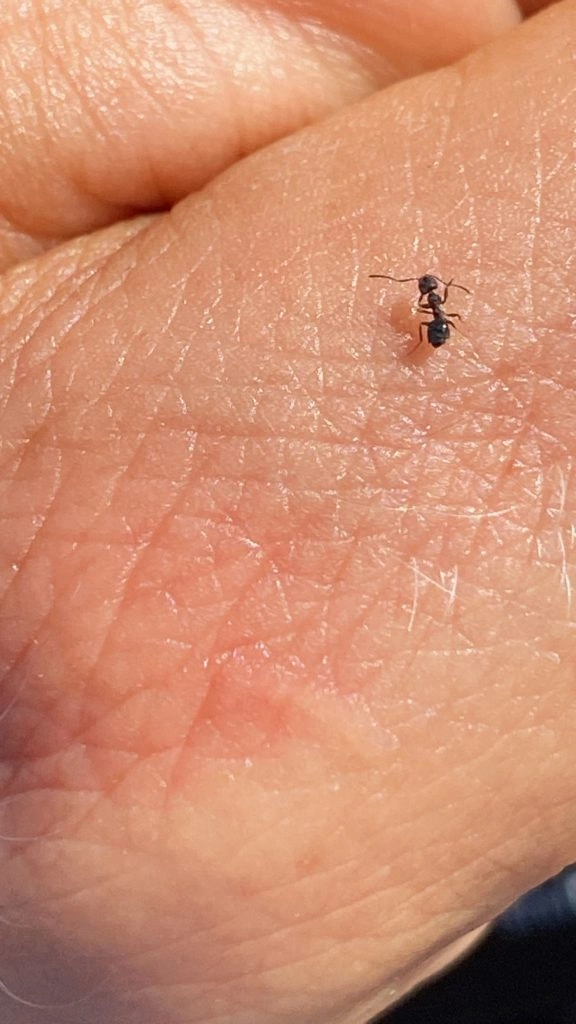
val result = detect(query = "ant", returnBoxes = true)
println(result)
[369,273,471,352]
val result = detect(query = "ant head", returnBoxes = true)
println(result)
[418,274,440,295]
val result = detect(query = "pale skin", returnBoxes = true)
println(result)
[0,0,574,1021]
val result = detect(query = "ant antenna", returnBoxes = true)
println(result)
[440,278,471,295]
[368,275,420,283]
[369,273,471,295]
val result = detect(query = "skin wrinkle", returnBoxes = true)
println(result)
[0,742,121,821]
[3,839,126,910]
[0,447,64,599]
[117,882,372,979]
[0,468,128,674]
[58,893,222,969]
[1,270,196,679]
[2,784,103,849]
[10,845,146,937]
[0,216,153,320]
[0,553,60,696]
[72,542,162,711]
[129,889,420,992]
[5,255,132,414]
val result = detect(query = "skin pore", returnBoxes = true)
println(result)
[1,1,575,1022]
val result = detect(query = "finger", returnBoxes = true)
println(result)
[0,0,519,261]
[0,2,574,1023]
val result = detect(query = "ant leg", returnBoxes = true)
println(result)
[446,312,462,320]
[445,318,467,338]
[407,322,427,355]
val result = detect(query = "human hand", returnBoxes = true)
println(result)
[1,1,574,1022]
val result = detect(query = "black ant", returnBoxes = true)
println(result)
[369,273,471,352]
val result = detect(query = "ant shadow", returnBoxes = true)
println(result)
[374,298,430,363]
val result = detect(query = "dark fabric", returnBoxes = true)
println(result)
[370,866,576,1024]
